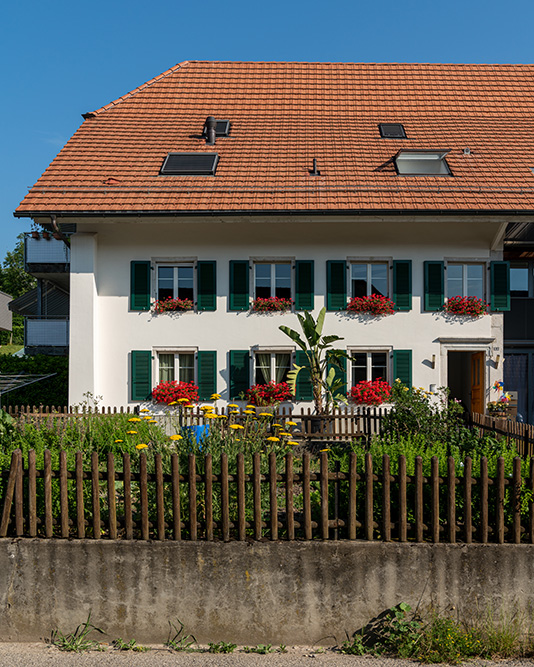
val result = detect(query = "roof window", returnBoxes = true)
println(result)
[379,123,406,139]
[160,153,219,176]
[395,150,451,176]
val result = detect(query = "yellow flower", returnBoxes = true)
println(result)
[228,404,238,408]
[205,413,217,419]
[142,416,151,420]
[267,436,280,442]
[246,405,255,409]
[169,401,178,405]
[149,419,157,423]
[210,393,221,400]
[258,412,274,417]
[279,431,291,436]
[183,404,194,408]
[218,414,227,419]
[244,410,255,415]
[136,443,148,450]
[126,430,137,435]
[320,448,330,452]
[177,398,189,403]
[114,439,123,443]
[286,421,297,427]
[128,417,141,422]
[200,405,214,411]
[272,423,283,428]
[170,434,182,441]
[288,441,299,446]
[230,410,240,414]
[235,438,241,442]
[230,424,244,430]
[140,408,150,412]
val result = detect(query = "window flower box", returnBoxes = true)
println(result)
[348,379,392,406]
[246,381,294,406]
[251,297,293,313]
[346,294,395,316]
[152,380,199,405]
[153,297,194,314]
[443,296,488,317]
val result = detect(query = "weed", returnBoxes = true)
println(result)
[112,638,149,652]
[50,613,105,653]
[278,644,287,653]
[165,619,196,652]
[243,644,273,654]
[340,632,368,655]
[208,641,237,653]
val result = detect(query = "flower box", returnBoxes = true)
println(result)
[348,379,392,406]
[153,297,194,314]
[443,296,488,317]
[152,380,199,405]
[246,381,294,406]
[251,297,293,313]
[346,294,395,316]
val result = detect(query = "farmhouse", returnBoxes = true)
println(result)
[14,61,534,411]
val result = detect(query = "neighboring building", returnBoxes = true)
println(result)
[14,61,533,410]
[0,291,13,338]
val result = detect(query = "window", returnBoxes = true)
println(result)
[379,123,406,139]
[351,263,388,297]
[395,150,451,176]
[157,265,194,301]
[158,352,195,384]
[447,264,484,300]
[351,352,389,384]
[160,153,218,176]
[254,352,291,385]
[510,262,530,297]
[254,263,292,299]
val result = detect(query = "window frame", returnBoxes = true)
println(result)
[394,149,452,177]
[348,258,391,299]
[154,348,197,386]
[378,123,407,139]
[154,258,196,308]
[509,261,533,298]
[252,258,294,302]
[251,346,295,387]
[348,347,392,386]
[445,260,486,301]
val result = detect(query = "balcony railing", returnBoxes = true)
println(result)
[25,319,69,347]
[25,234,70,266]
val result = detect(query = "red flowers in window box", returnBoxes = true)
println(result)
[246,381,294,406]
[153,297,194,314]
[152,381,199,405]
[251,297,293,312]
[443,296,488,317]
[346,294,395,316]
[348,379,392,406]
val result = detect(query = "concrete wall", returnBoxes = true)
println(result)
[64,214,505,407]
[1,539,533,645]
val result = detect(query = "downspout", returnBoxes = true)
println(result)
[50,215,70,247]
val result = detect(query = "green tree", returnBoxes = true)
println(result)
[0,233,36,344]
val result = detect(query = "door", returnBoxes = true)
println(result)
[471,352,485,414]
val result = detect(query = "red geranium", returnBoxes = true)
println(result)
[246,381,294,406]
[347,294,395,316]
[153,297,194,314]
[348,379,392,406]
[251,297,293,313]
[443,296,488,317]
[152,380,199,404]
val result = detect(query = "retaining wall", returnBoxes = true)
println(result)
[0,539,533,644]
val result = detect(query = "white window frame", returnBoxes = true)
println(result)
[348,258,391,298]
[153,257,197,306]
[348,347,392,386]
[252,258,294,301]
[445,260,486,300]
[251,346,294,386]
[153,347,197,385]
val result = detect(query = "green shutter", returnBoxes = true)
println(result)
[326,260,347,311]
[229,350,250,399]
[197,261,217,311]
[393,350,412,387]
[295,260,314,311]
[130,261,151,311]
[131,350,152,401]
[393,260,412,311]
[295,350,313,401]
[490,261,510,311]
[198,351,217,400]
[229,261,249,311]
[327,353,347,397]
[424,261,444,311]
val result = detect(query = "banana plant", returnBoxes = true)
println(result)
[279,307,348,414]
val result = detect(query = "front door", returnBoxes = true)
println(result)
[471,352,485,414]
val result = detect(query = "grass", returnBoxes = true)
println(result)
[50,614,105,653]
[0,344,23,356]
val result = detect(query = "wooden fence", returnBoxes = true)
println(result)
[471,412,534,458]
[1,449,532,544]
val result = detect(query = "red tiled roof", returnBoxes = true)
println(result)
[15,61,534,215]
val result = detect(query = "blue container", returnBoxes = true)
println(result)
[184,425,210,444]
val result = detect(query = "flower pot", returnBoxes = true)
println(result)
[31,231,40,240]
[42,231,51,240]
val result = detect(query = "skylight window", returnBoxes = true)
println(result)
[395,150,451,176]
[379,123,406,139]
[202,120,231,137]
[160,153,219,176]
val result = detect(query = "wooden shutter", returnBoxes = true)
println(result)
[327,353,347,397]
[229,350,250,399]
[131,350,152,401]
[295,350,313,401]
[130,261,151,311]
[197,261,216,311]
[490,261,510,311]
[295,260,314,311]
[393,350,412,387]
[229,261,249,311]
[197,351,217,399]
[393,260,412,311]
[326,260,347,311]
[424,261,444,311]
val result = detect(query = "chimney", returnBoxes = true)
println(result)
[205,116,217,145]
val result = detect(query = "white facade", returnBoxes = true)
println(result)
[64,214,508,409]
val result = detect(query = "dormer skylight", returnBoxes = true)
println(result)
[160,152,219,176]
[379,123,406,139]
[395,150,451,176]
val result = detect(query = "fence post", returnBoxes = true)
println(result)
[44,450,53,538]
[171,453,181,541]
[0,450,21,538]
[303,452,312,540]
[348,452,357,540]
[382,454,391,542]
[464,457,473,544]
[237,453,246,541]
[188,454,197,541]
[286,453,295,541]
[496,457,505,544]
[431,456,439,543]
[398,455,407,542]
[91,451,101,539]
[512,457,522,544]
[252,453,261,540]
[205,454,214,541]
[320,452,329,540]
[415,456,423,542]
[365,453,373,541]
[447,457,456,543]
[28,449,37,538]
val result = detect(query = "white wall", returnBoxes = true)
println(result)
[68,216,506,408]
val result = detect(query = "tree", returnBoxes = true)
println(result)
[0,233,36,344]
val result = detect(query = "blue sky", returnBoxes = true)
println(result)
[2,0,534,259]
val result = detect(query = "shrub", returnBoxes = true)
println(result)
[347,294,395,316]
[151,381,199,405]
[349,379,392,406]
[0,354,68,407]
[245,381,293,406]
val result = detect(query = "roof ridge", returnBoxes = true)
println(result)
[84,61,190,117]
